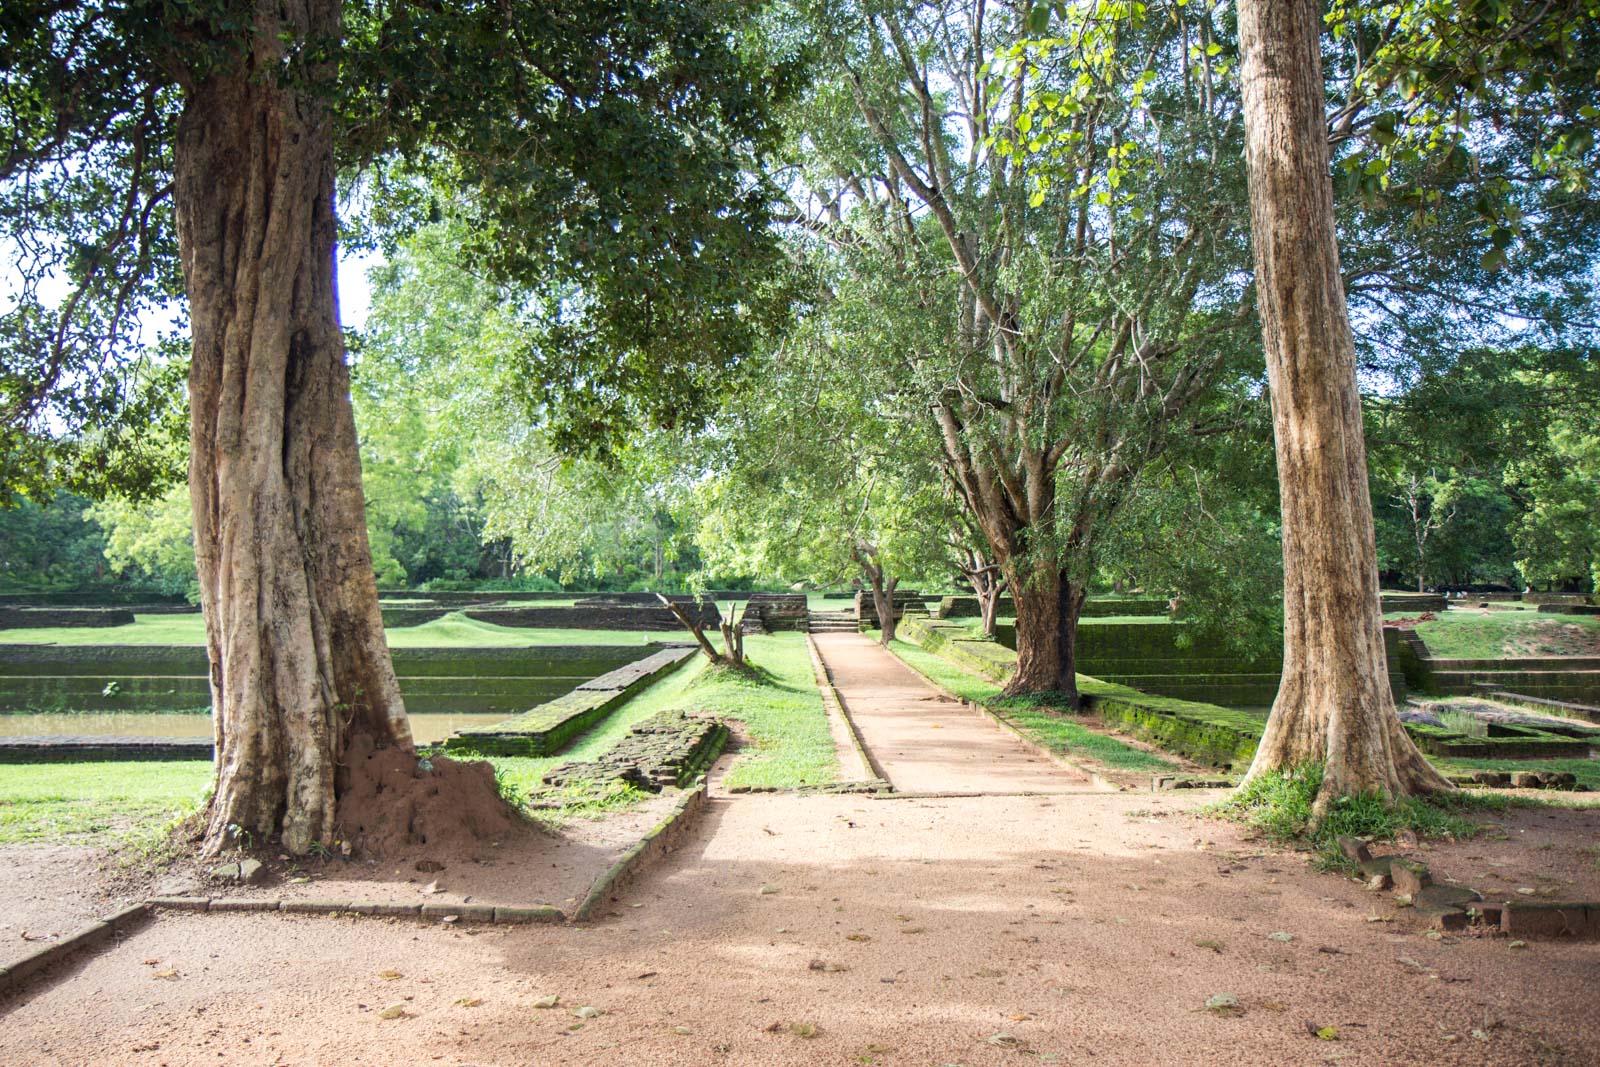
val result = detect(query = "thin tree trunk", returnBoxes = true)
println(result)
[656,593,723,664]
[718,601,745,666]
[868,574,899,644]
[1235,0,1451,814]
[174,0,415,856]
[978,574,1003,638]
[851,539,900,644]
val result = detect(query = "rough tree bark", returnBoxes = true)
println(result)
[1236,0,1451,813]
[1004,562,1085,706]
[851,540,899,644]
[173,0,414,855]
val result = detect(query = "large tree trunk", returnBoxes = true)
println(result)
[174,0,413,855]
[1004,557,1066,696]
[1236,0,1451,814]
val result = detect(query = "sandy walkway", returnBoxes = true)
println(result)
[812,633,1094,793]
[5,641,1598,1065]
[3,792,1596,1066]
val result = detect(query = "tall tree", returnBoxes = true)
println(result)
[783,0,1259,698]
[1235,0,1449,811]
[2,1,786,853]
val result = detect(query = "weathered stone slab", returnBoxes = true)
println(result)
[347,901,422,918]
[280,899,350,914]
[1391,858,1432,897]
[147,896,211,911]
[493,905,565,924]
[209,898,279,913]
[1500,901,1600,939]
[421,902,495,923]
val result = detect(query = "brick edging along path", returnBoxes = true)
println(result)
[0,903,152,1000]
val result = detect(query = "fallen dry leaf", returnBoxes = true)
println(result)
[533,995,561,1009]
[455,997,483,1008]
[377,1003,407,1020]
[377,969,403,981]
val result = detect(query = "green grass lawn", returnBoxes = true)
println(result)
[1400,609,1600,658]
[444,632,838,802]
[887,637,1177,773]
[0,761,210,845]
[694,633,838,791]
[0,611,660,648]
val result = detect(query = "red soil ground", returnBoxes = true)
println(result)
[2,636,1596,1065]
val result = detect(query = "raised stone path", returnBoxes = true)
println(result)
[810,632,1095,794]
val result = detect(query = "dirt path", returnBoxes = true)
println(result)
[5,640,1599,1065]
[4,792,1597,1066]
[811,633,1094,794]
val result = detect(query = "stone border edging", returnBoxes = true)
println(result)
[0,902,152,1000]
[144,895,565,925]
[572,777,709,923]
[805,634,886,784]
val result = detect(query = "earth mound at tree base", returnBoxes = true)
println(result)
[336,734,518,858]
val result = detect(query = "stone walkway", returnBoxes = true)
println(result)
[810,633,1095,794]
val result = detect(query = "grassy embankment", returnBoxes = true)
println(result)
[885,636,1177,774]
[0,611,660,648]
[1397,609,1600,659]
[467,632,838,812]
[0,633,837,842]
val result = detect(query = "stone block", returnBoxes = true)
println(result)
[1416,884,1481,909]
[347,901,422,918]
[209,897,280,913]
[280,899,351,914]
[1338,836,1373,864]
[421,902,496,923]
[104,903,152,932]
[147,896,211,911]
[5,922,111,982]
[209,858,268,885]
[494,905,565,924]
[1500,902,1600,940]
[1390,858,1432,897]
[1358,856,1392,881]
